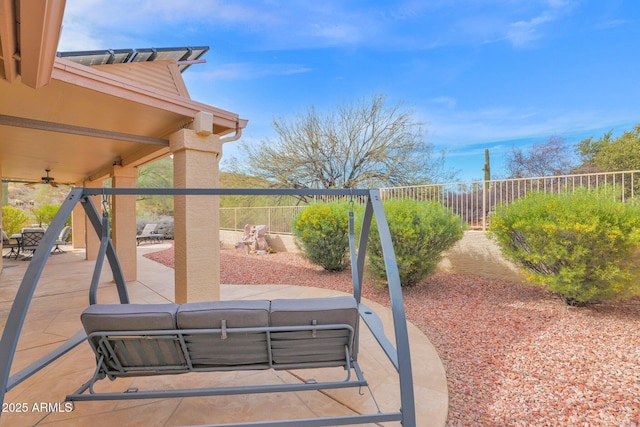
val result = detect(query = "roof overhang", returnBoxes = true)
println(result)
[57,46,209,73]
[0,0,66,88]
[1,58,247,184]
[0,1,248,187]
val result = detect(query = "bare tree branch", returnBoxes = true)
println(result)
[505,136,575,178]
[238,94,457,190]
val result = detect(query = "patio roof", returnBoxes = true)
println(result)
[0,0,247,185]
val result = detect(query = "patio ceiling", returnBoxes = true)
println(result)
[0,0,247,186]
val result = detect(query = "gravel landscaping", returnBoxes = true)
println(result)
[145,243,640,426]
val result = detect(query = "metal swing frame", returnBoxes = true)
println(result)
[0,187,416,426]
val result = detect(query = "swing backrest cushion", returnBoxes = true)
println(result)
[177,300,271,367]
[81,303,184,372]
[269,296,358,365]
[81,303,179,334]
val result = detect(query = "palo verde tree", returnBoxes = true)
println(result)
[490,189,640,305]
[238,94,456,190]
[576,123,640,172]
[136,157,174,218]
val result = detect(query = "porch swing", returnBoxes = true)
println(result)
[0,187,416,426]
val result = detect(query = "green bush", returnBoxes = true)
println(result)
[292,202,351,271]
[368,199,464,286]
[489,189,640,305]
[2,205,29,236]
[32,204,60,227]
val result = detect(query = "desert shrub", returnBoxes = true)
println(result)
[32,204,60,227]
[292,202,351,271]
[489,189,640,305]
[2,205,29,236]
[367,199,464,286]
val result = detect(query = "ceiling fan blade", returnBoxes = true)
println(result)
[50,182,59,187]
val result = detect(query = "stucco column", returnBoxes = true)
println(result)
[111,165,138,282]
[170,127,222,303]
[71,202,86,249]
[0,163,3,272]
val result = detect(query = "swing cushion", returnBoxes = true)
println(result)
[79,296,359,373]
[177,300,271,367]
[81,303,184,373]
[81,303,179,335]
[269,296,358,366]
[177,300,270,329]
[269,296,357,327]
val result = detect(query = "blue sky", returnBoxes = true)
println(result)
[58,0,640,182]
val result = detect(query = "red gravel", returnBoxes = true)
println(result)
[145,243,640,426]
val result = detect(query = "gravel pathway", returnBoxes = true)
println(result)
[145,243,640,426]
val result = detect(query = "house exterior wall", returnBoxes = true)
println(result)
[93,60,190,98]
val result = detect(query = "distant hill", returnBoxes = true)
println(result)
[5,182,70,208]
[220,171,272,189]
[3,169,293,215]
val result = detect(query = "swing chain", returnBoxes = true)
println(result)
[101,191,109,218]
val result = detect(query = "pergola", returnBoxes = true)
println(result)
[0,0,248,302]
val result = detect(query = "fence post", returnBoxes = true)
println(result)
[482,149,491,231]
[482,181,487,231]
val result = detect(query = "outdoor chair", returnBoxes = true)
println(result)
[2,230,21,259]
[20,228,45,260]
[136,223,164,245]
[52,225,72,254]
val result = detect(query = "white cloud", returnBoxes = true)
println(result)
[506,13,555,47]
[59,0,279,50]
[420,103,636,150]
[428,97,457,109]
[309,23,363,45]
[504,0,577,47]
[197,62,312,81]
[595,19,632,30]
[60,0,585,55]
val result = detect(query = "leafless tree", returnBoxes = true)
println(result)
[238,94,457,189]
[505,136,575,178]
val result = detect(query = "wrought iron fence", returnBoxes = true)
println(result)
[381,170,640,230]
[220,206,306,234]
[220,170,640,233]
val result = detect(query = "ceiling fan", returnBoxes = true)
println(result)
[26,169,59,187]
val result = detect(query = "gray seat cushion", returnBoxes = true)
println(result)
[81,303,179,335]
[177,300,270,329]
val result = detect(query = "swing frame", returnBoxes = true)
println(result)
[0,187,416,426]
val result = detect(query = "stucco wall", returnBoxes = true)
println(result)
[220,230,525,283]
[436,231,525,282]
